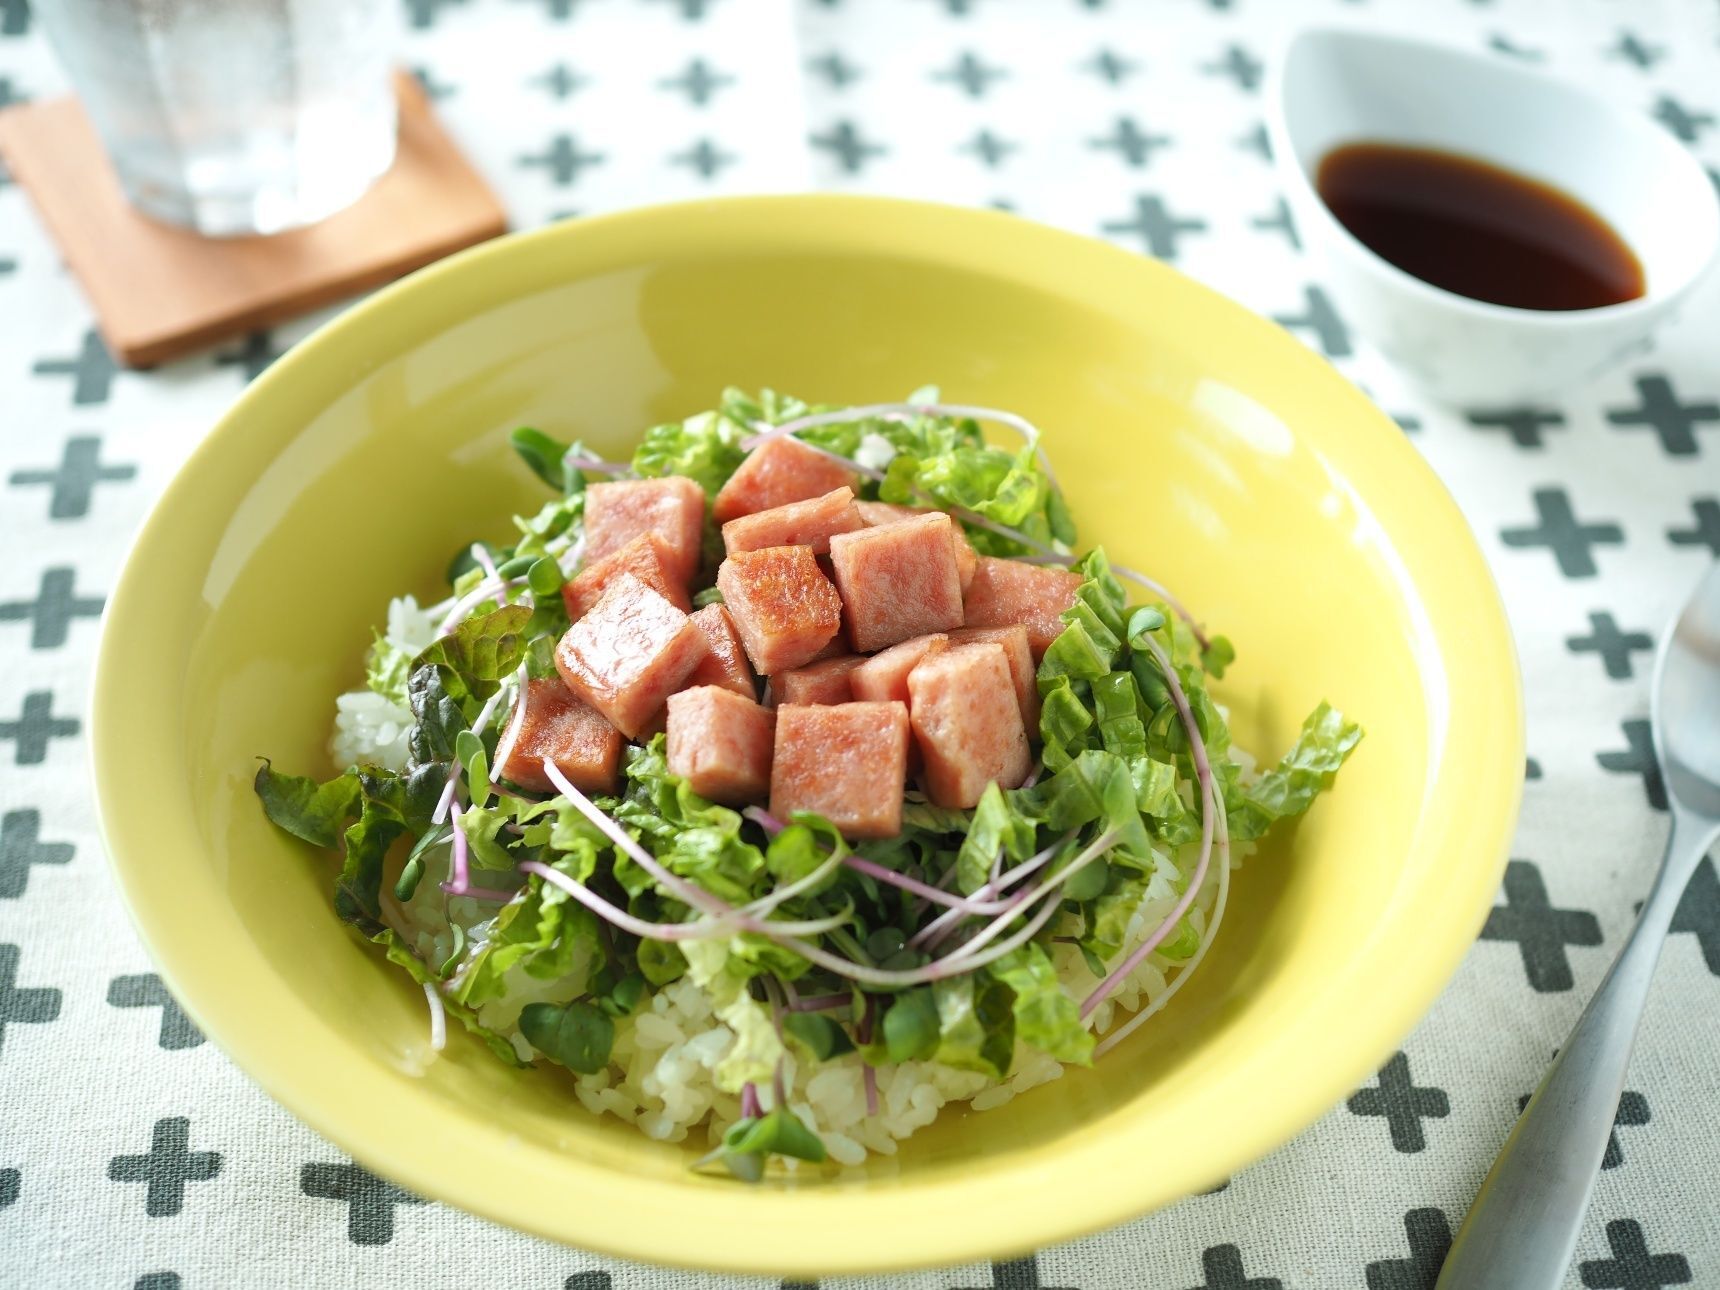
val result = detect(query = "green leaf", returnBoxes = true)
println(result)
[253,763,361,849]
[510,426,578,493]
[631,411,747,499]
[393,852,425,902]
[364,633,415,706]
[1024,750,1150,860]
[782,1012,855,1061]
[372,930,529,1067]
[989,944,1094,1065]
[721,1107,827,1164]
[1037,676,1094,773]
[600,973,647,1018]
[882,987,940,1063]
[1092,670,1146,758]
[406,664,468,764]
[1227,702,1363,841]
[410,604,532,703]
[954,783,1037,894]
[334,791,407,930]
[519,1000,614,1074]
[1200,633,1236,679]
[931,974,1015,1078]
[527,556,565,601]
[637,939,688,987]
[455,804,516,871]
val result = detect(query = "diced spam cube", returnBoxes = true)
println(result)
[948,624,1038,731]
[715,546,843,674]
[907,641,1032,808]
[828,512,964,652]
[554,574,709,740]
[583,476,706,586]
[713,435,859,523]
[684,604,757,698]
[721,487,864,556]
[666,686,775,805]
[561,532,690,621]
[850,633,948,705]
[856,500,979,592]
[770,701,909,839]
[961,557,1083,659]
[492,678,624,795]
[774,655,867,706]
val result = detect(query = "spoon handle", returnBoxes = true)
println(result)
[1437,814,1716,1289]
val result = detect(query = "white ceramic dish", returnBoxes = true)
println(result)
[1270,27,1720,406]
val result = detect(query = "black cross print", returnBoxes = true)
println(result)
[1652,96,1713,144]
[1088,116,1169,168]
[566,1275,613,1290]
[33,330,119,406]
[135,1276,180,1290]
[1481,859,1603,991]
[660,58,732,106]
[1567,612,1653,680]
[0,809,73,899]
[647,0,717,18]
[1200,45,1263,92]
[1578,1219,1691,1288]
[0,944,61,1053]
[410,65,455,102]
[0,1167,16,1209]
[109,1118,222,1217]
[518,135,606,186]
[807,52,860,89]
[215,331,284,382]
[1516,1089,1647,1169]
[1605,375,1719,457]
[959,129,1015,169]
[402,0,466,29]
[1597,719,1666,811]
[1101,194,1207,261]
[1466,406,1565,448]
[1527,757,1543,781]
[1500,487,1623,578]
[780,1282,814,1290]
[301,1160,427,1244]
[0,692,80,765]
[1186,1244,1283,1290]
[810,120,885,174]
[0,75,25,108]
[1608,31,1664,69]
[1198,1177,1231,1196]
[1271,285,1350,357]
[1236,121,1272,162]
[923,0,976,14]
[1347,1052,1449,1152]
[671,138,736,180]
[932,51,1008,98]
[109,974,204,1050]
[1667,498,1720,556]
[1082,47,1138,86]
[1670,856,1720,974]
[1488,33,1545,61]
[518,0,587,19]
[0,567,105,650]
[532,63,587,101]
[1366,1207,1452,1290]
[1,0,30,35]
[1250,197,1299,250]
[953,1256,1073,1290]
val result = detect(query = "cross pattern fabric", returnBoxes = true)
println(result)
[1,0,1718,1286]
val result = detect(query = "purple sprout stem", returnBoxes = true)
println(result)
[740,1081,761,1120]
[437,803,518,901]
[863,1064,880,1117]
[841,853,1015,916]
[1079,635,1221,1019]
[437,576,529,636]
[470,543,500,584]
[785,993,850,1013]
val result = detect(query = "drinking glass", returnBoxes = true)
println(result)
[35,0,400,237]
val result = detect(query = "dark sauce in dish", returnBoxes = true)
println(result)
[1315,141,1645,311]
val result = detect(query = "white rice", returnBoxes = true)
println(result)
[348,595,1240,1166]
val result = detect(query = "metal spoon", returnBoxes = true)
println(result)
[1437,561,1720,1288]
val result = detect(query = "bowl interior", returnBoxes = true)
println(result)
[1280,28,1720,297]
[94,198,1520,1274]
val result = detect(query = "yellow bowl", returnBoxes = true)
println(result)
[91,196,1520,1276]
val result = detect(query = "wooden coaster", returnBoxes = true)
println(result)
[0,73,507,368]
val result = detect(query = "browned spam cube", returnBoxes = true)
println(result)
[561,532,690,621]
[775,654,867,706]
[770,701,910,840]
[856,499,979,593]
[721,486,864,556]
[906,641,1032,809]
[684,604,757,698]
[492,678,624,795]
[961,556,1083,659]
[715,546,843,675]
[666,686,776,805]
[850,633,948,705]
[713,435,859,523]
[583,476,706,586]
[553,573,709,740]
[828,512,965,653]
[948,624,1039,731]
